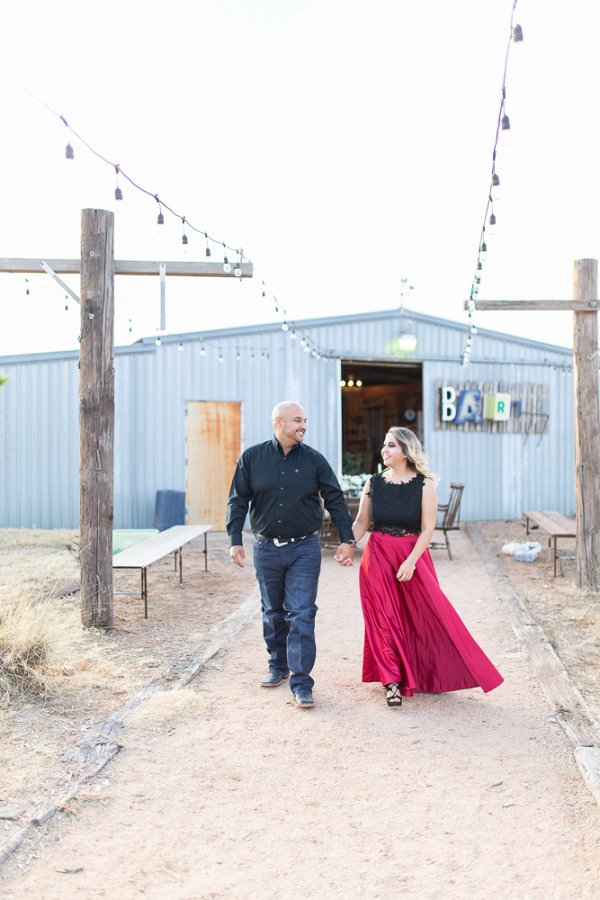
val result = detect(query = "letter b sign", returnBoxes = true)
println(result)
[441,386,456,422]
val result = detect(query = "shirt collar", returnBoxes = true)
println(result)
[271,435,300,456]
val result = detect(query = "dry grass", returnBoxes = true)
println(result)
[0,594,60,704]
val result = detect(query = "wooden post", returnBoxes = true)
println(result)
[79,209,115,626]
[573,259,600,590]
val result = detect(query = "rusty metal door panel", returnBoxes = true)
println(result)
[186,401,242,531]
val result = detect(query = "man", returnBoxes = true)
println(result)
[227,401,356,709]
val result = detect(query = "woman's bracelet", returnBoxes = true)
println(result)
[406,555,416,568]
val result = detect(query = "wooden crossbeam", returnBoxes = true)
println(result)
[465,300,599,311]
[0,258,253,278]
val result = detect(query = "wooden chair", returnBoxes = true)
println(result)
[429,482,465,561]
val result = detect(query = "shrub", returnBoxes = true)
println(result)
[0,595,58,704]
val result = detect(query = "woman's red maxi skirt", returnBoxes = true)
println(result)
[359,532,503,696]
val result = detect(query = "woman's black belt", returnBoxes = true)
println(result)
[254,531,319,546]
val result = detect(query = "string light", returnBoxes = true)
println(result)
[178,342,184,352]
[18,83,337,360]
[114,165,123,201]
[155,337,161,347]
[260,279,331,360]
[18,86,249,266]
[462,0,524,367]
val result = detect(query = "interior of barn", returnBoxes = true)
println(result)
[340,361,423,475]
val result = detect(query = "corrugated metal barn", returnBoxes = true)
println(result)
[0,307,575,529]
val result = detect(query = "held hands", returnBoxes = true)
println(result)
[334,543,355,567]
[230,546,246,569]
[396,555,416,582]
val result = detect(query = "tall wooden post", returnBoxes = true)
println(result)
[573,258,600,590]
[79,209,115,626]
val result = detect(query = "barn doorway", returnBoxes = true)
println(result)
[340,362,423,475]
[186,401,243,530]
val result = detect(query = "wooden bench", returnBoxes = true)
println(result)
[112,524,213,618]
[522,510,576,577]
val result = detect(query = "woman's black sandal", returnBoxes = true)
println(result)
[384,682,403,707]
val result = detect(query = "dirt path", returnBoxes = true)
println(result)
[4,530,600,899]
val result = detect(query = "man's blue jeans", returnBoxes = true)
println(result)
[253,534,322,694]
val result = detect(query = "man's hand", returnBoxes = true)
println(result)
[230,545,246,568]
[334,543,355,567]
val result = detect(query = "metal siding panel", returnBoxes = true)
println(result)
[0,309,582,527]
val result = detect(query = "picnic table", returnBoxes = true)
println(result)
[112,524,212,618]
[522,510,576,577]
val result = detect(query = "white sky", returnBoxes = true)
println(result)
[1,0,599,357]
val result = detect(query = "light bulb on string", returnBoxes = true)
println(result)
[236,349,241,360]
[178,342,184,352]
[114,165,123,201]
[480,241,488,262]
[205,234,211,257]
[282,321,289,332]
[477,261,482,271]
[155,196,164,229]
[250,352,255,361]
[491,172,500,202]
[290,330,296,340]
[181,218,188,247]
[223,245,231,273]
[304,344,311,353]
[155,336,161,346]
[300,337,306,347]
[488,212,497,235]
[219,352,224,363]
[200,341,206,356]
[25,279,29,295]
[500,113,511,148]
[234,261,242,278]
[512,24,523,45]
[65,143,74,160]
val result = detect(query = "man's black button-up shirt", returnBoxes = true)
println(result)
[226,437,354,547]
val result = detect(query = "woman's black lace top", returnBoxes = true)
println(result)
[368,471,425,536]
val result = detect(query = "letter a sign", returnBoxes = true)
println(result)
[454,389,483,425]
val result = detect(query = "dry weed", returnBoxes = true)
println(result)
[0,594,60,704]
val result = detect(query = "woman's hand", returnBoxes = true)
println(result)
[396,556,416,582]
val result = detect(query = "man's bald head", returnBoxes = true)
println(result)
[271,400,305,426]
[272,401,307,451]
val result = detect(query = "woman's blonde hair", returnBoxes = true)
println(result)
[386,427,439,484]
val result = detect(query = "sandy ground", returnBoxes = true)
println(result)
[0,532,255,801]
[3,529,600,899]
[478,521,600,723]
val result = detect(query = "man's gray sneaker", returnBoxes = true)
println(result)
[261,670,291,687]
[294,691,315,708]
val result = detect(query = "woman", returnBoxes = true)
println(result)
[351,427,503,707]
